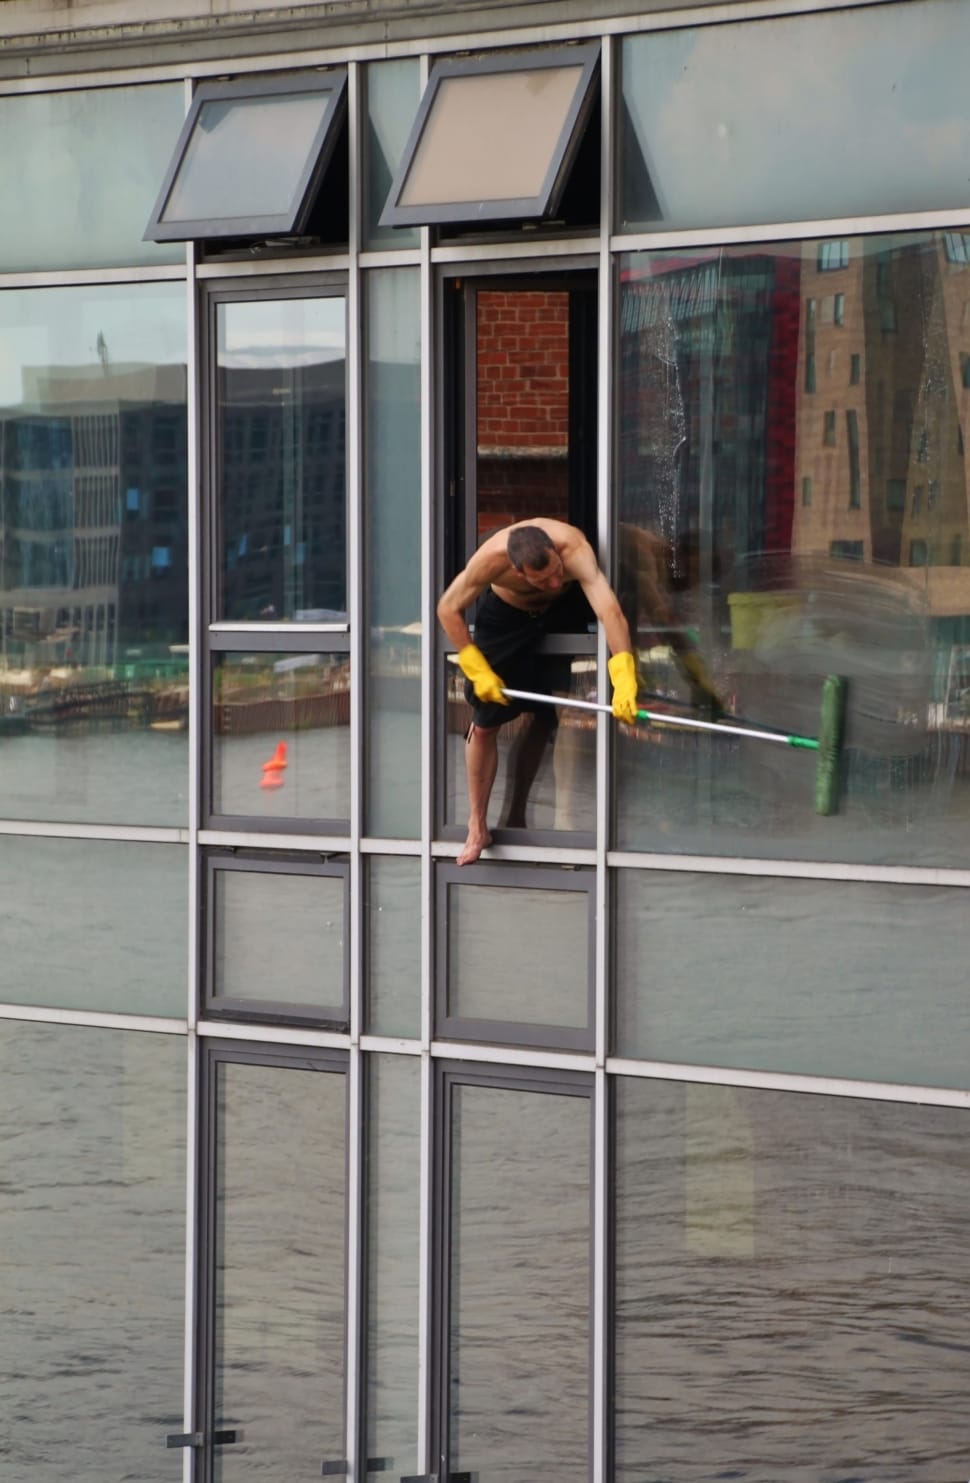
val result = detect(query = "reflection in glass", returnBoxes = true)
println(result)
[448,1081,589,1481]
[0,1022,184,1480]
[366,1053,420,1475]
[618,0,970,232]
[211,651,350,824]
[214,1059,345,1475]
[0,836,187,1016]
[365,856,421,1038]
[615,233,970,866]
[615,1077,970,1481]
[444,874,591,1034]
[0,84,184,271]
[211,862,347,1020]
[0,284,188,826]
[364,269,421,836]
[364,60,420,249]
[615,869,970,1087]
[218,296,346,622]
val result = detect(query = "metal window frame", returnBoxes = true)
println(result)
[434,861,596,1052]
[379,43,600,229]
[202,849,351,1028]
[144,70,349,243]
[430,1059,595,1483]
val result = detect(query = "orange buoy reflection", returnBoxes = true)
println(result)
[259,739,288,790]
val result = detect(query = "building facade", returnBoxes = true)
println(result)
[0,0,968,1478]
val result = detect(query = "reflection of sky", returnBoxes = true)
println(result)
[623,0,970,226]
[0,283,186,408]
[218,295,346,368]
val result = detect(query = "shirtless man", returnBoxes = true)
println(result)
[437,519,639,865]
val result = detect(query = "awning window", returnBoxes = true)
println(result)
[144,71,347,242]
[379,44,599,229]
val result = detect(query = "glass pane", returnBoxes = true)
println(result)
[0,284,188,826]
[449,1081,589,1481]
[615,869,970,1087]
[399,65,584,209]
[365,856,421,1038]
[618,0,970,232]
[364,60,420,249]
[218,296,346,622]
[616,232,970,867]
[444,876,590,1033]
[0,836,187,1016]
[214,1059,345,1476]
[366,1053,420,1475]
[0,84,183,270]
[364,269,421,837]
[615,1077,970,1481]
[212,865,346,1018]
[0,1022,184,1480]
[163,91,334,226]
[211,651,350,825]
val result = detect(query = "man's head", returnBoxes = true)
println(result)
[507,525,564,592]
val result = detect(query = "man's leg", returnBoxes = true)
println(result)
[458,722,501,866]
[498,709,558,829]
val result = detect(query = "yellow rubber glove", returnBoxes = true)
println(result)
[680,651,724,716]
[457,643,508,706]
[608,651,640,724]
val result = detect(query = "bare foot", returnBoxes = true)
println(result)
[457,828,492,866]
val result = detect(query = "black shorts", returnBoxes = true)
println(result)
[465,585,594,729]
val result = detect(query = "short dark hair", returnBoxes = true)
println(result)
[507,525,555,572]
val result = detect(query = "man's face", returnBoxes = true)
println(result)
[520,552,565,594]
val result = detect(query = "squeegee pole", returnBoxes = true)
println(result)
[499,687,819,750]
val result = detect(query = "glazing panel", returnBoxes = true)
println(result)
[0,1022,185,1480]
[0,284,188,826]
[212,864,346,1019]
[615,869,970,1087]
[364,60,420,248]
[0,836,186,1016]
[614,1077,970,1481]
[365,856,421,1038]
[218,296,346,622]
[445,876,590,1032]
[213,1059,345,1476]
[366,1053,420,1475]
[618,0,970,232]
[448,1081,590,1481]
[616,233,970,867]
[0,83,183,270]
[364,269,421,837]
[211,651,350,825]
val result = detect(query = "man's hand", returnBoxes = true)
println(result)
[608,651,640,724]
[680,652,724,717]
[457,644,508,706]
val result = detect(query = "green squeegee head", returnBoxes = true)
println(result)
[814,674,848,817]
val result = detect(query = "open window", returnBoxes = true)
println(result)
[380,44,599,230]
[144,71,348,243]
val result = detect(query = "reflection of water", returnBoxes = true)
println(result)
[0,726,187,827]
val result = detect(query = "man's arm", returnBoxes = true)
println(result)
[566,540,633,656]
[436,548,511,706]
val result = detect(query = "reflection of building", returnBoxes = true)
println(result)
[0,363,187,665]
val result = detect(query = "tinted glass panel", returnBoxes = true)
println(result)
[618,0,970,232]
[616,233,970,867]
[615,1077,970,1481]
[366,1053,421,1475]
[211,862,347,1019]
[365,856,421,1038]
[0,84,183,270]
[213,1058,345,1475]
[615,869,970,1087]
[448,1080,590,1481]
[0,836,186,1016]
[0,1022,184,1480]
[364,60,420,249]
[364,269,421,837]
[0,284,188,826]
[218,296,346,622]
[211,651,350,825]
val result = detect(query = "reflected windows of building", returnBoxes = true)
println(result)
[801,477,813,507]
[850,352,862,385]
[911,539,930,567]
[818,239,849,271]
[943,231,970,264]
[887,478,907,512]
[823,409,836,445]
